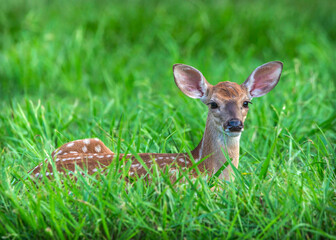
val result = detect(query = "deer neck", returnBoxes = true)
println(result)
[191,114,240,180]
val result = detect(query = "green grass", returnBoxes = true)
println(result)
[1,0,335,239]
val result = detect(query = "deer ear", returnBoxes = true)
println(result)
[173,64,211,102]
[243,61,283,98]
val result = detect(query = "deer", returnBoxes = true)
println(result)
[29,61,283,182]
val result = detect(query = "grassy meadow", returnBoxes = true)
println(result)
[0,0,335,239]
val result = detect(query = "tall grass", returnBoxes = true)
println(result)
[0,0,335,239]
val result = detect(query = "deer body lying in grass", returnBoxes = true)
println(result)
[30,61,283,181]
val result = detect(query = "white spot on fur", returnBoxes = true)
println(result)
[98,155,104,158]
[95,145,101,153]
[67,142,75,147]
[76,156,81,160]
[82,146,88,153]
[170,156,175,160]
[179,158,185,163]
[132,164,139,167]
[46,172,50,176]
[130,172,134,176]
[83,139,90,145]
[56,158,60,162]
[35,173,39,177]
[92,168,98,172]
[70,151,78,154]
[107,155,112,158]
[94,138,100,141]
[88,155,93,159]
[158,157,163,160]
[63,153,68,155]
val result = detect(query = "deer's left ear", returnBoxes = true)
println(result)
[243,61,283,98]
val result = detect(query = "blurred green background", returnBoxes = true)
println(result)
[1,0,335,99]
[1,0,335,150]
[0,0,335,238]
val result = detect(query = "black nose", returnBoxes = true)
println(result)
[227,119,243,132]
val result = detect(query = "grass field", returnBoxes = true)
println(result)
[1,0,335,239]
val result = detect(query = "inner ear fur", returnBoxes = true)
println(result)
[173,64,212,102]
[243,61,283,98]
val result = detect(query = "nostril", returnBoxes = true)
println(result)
[228,119,242,127]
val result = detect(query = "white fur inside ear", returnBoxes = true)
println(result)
[244,61,283,98]
[175,69,204,98]
[173,64,209,100]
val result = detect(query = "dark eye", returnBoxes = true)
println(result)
[209,102,219,109]
[243,101,252,108]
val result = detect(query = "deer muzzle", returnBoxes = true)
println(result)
[224,118,244,132]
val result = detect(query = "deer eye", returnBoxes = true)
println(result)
[209,102,219,109]
[243,101,252,108]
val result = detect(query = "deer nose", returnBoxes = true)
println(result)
[226,119,243,132]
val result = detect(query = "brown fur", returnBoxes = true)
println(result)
[30,139,196,180]
[30,79,248,181]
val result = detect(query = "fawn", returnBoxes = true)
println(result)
[30,61,283,181]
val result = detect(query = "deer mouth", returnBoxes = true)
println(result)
[224,128,243,137]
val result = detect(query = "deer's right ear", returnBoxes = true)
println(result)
[173,64,211,102]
